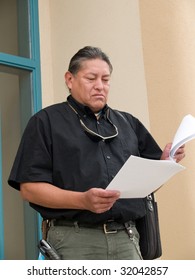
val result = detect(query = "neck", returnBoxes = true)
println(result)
[94,111,102,119]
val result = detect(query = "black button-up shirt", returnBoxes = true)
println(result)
[8,95,162,224]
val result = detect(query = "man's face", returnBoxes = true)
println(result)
[65,59,111,113]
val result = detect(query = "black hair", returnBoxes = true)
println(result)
[68,46,113,74]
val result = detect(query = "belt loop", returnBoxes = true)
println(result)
[41,219,50,240]
[74,221,80,233]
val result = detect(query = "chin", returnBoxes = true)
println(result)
[92,102,106,112]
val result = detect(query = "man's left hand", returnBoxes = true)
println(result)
[161,143,185,163]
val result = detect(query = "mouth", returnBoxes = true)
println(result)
[92,94,105,99]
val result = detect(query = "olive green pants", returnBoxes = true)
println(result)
[47,223,143,260]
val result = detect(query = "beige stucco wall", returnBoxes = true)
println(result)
[139,0,195,259]
[38,0,195,259]
[39,0,150,128]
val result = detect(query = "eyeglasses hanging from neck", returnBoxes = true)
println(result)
[67,102,118,141]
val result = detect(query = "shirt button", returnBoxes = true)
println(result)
[106,155,111,159]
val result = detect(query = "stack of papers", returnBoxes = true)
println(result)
[169,114,195,159]
[107,114,195,198]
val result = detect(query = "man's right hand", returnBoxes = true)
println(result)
[83,188,120,214]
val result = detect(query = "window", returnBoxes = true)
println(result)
[0,0,42,259]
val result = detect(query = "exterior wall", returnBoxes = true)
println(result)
[38,0,150,127]
[139,0,195,259]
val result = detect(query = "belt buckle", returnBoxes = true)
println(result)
[103,222,117,234]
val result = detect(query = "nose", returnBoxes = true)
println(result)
[94,78,104,90]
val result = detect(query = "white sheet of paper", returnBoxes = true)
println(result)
[107,156,185,198]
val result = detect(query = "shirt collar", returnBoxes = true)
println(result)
[67,95,109,119]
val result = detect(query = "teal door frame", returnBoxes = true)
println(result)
[0,0,42,259]
[0,117,4,259]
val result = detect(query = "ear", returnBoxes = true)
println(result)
[65,71,74,91]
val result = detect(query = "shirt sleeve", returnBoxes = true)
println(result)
[121,112,162,160]
[8,111,53,190]
[134,117,162,159]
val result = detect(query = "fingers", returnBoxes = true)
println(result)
[95,189,120,199]
[160,143,172,160]
[94,203,114,214]
[92,189,120,213]
[174,145,185,162]
[161,143,186,161]
[176,145,185,154]
[84,188,120,214]
[164,143,172,150]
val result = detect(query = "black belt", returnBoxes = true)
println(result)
[50,219,135,234]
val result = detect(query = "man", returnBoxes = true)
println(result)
[8,46,185,259]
